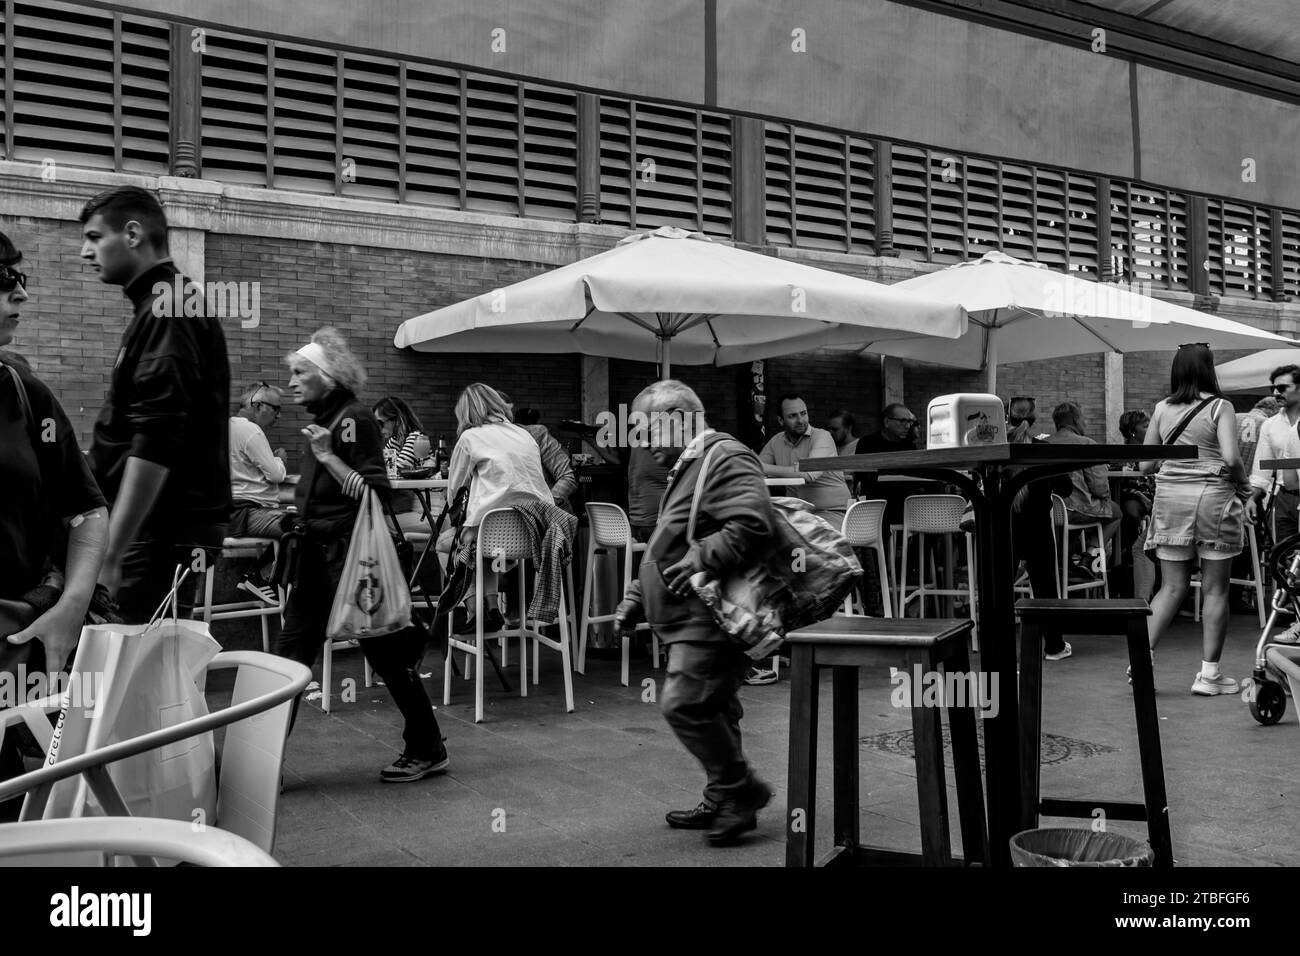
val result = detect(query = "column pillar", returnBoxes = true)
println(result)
[881,355,905,408]
[1104,351,1125,444]
[169,23,202,178]
[581,354,610,426]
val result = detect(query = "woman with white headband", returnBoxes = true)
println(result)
[280,327,447,783]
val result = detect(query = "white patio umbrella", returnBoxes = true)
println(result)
[394,227,966,377]
[1215,349,1300,393]
[839,251,1299,394]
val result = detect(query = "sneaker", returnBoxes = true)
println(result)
[744,665,778,686]
[237,575,279,607]
[665,801,717,830]
[1270,622,1300,646]
[380,749,449,783]
[707,779,773,847]
[1044,643,1073,661]
[1191,672,1239,696]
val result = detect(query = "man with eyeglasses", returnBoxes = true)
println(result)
[228,382,290,604]
[1249,366,1300,577]
[853,402,923,512]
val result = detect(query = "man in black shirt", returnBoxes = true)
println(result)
[854,403,923,518]
[81,186,232,623]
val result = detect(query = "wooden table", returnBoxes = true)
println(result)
[802,441,1196,867]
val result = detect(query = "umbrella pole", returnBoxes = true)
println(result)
[659,336,670,380]
[984,318,999,396]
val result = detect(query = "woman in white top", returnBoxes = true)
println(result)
[438,383,550,633]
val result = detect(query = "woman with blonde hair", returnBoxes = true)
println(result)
[438,383,551,634]
[279,327,447,782]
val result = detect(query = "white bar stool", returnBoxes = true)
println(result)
[1051,494,1110,598]
[577,502,658,686]
[898,495,978,648]
[841,500,892,617]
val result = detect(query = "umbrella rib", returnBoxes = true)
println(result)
[568,301,598,332]
[1071,316,1123,353]
[617,312,661,335]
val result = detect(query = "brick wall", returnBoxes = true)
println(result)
[903,354,1110,437]
[3,207,1136,463]
[0,214,126,436]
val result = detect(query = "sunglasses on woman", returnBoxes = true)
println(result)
[0,265,29,292]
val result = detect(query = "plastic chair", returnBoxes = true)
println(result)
[841,500,892,617]
[577,503,658,686]
[898,495,977,647]
[320,607,373,714]
[1191,523,1267,627]
[192,537,284,653]
[443,508,575,722]
[0,817,279,867]
[1052,494,1110,598]
[0,650,311,859]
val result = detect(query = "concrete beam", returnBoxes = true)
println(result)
[1105,351,1125,444]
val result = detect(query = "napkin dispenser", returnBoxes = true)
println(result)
[927,393,1007,449]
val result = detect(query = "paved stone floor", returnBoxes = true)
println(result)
[211,609,1299,867]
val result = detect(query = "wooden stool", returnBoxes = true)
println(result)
[785,617,989,868]
[1016,598,1172,868]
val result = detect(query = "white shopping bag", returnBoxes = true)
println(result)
[38,568,220,833]
[326,488,412,640]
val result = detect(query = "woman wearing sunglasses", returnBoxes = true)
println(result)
[0,231,110,818]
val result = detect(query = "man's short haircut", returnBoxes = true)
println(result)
[1052,401,1083,429]
[882,402,909,420]
[778,392,805,414]
[1008,396,1036,421]
[1270,364,1300,384]
[79,185,169,253]
[829,409,856,432]
[633,379,706,417]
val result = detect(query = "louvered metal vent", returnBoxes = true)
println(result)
[1208,199,1272,299]
[599,97,731,235]
[7,0,168,173]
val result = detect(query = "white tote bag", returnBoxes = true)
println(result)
[39,568,220,832]
[326,488,412,640]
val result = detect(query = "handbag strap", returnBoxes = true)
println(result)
[685,441,727,546]
[1161,396,1217,446]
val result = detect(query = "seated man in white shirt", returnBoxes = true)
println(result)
[228,382,290,604]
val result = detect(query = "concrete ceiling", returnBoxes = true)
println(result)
[1079,0,1300,65]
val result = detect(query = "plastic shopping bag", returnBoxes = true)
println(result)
[40,570,220,833]
[326,488,412,640]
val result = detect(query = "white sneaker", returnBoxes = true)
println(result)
[1044,643,1073,661]
[1271,622,1300,646]
[237,577,279,607]
[1191,672,1239,696]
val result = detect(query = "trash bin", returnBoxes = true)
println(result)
[1009,828,1154,867]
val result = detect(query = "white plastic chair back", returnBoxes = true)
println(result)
[210,652,301,855]
[586,502,633,548]
[0,817,278,867]
[903,494,966,535]
[477,508,531,562]
[1051,494,1068,526]
[843,500,887,548]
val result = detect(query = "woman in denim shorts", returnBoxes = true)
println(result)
[1141,344,1250,696]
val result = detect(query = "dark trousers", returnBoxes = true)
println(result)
[276,533,442,760]
[1275,491,1299,545]
[1013,498,1065,655]
[660,640,755,807]
[116,521,227,624]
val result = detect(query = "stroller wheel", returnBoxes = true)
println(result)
[1247,679,1287,725]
